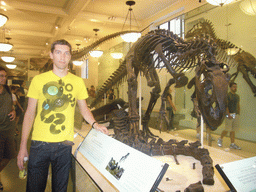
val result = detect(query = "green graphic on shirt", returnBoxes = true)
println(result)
[41,79,75,134]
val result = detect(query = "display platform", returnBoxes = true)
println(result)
[73,124,245,192]
[76,128,168,192]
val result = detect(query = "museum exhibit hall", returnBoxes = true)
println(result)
[0,0,255,191]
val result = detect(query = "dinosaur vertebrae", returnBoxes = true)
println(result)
[71,30,139,60]
[150,139,214,185]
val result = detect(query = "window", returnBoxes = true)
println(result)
[158,15,185,38]
[159,22,169,30]
[155,15,185,68]
[81,59,89,79]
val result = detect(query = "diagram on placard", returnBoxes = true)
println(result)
[105,153,130,180]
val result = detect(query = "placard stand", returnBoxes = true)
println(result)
[215,156,256,192]
[76,128,169,192]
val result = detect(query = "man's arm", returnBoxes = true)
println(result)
[16,99,24,113]
[237,96,240,115]
[77,99,109,135]
[17,97,37,170]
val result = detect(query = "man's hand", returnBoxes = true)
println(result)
[17,146,29,171]
[94,123,109,135]
[8,110,16,121]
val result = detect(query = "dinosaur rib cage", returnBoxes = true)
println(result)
[133,29,220,75]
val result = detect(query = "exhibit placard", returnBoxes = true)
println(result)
[215,156,256,192]
[78,128,168,192]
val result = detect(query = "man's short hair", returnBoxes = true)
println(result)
[51,39,72,54]
[229,82,237,88]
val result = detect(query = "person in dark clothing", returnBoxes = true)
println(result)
[18,81,27,111]
[166,87,176,131]
[0,67,16,191]
[218,82,241,150]
[108,89,115,102]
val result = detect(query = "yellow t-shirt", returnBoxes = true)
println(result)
[27,71,88,142]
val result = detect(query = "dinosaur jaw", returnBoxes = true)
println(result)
[195,63,229,130]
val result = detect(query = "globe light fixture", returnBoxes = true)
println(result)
[111,52,123,59]
[90,50,103,58]
[73,60,84,66]
[121,1,141,43]
[0,37,13,52]
[1,56,15,62]
[121,33,141,43]
[240,0,256,16]
[206,0,235,6]
[0,13,8,27]
[6,64,17,69]
[0,42,13,52]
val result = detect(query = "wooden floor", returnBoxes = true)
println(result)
[1,123,255,192]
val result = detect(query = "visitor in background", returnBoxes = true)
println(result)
[218,82,241,150]
[108,88,115,102]
[0,67,16,191]
[11,86,24,135]
[166,87,176,131]
[18,81,28,111]
[89,85,96,98]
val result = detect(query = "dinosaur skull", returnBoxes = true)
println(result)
[195,62,230,130]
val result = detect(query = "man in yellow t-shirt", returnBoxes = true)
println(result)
[17,39,108,192]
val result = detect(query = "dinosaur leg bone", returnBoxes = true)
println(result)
[126,54,140,138]
[158,78,176,132]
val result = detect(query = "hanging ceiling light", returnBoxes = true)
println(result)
[121,1,141,42]
[73,61,84,66]
[1,56,15,62]
[90,50,103,58]
[1,50,15,62]
[89,28,103,58]
[6,64,17,69]
[0,13,8,27]
[240,0,256,16]
[206,0,235,6]
[111,52,123,59]
[0,36,13,52]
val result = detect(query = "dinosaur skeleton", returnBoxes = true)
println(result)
[186,19,256,96]
[71,29,231,186]
[91,29,229,132]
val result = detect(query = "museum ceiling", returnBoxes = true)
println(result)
[0,0,181,79]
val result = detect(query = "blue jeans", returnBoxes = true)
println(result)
[26,140,72,192]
